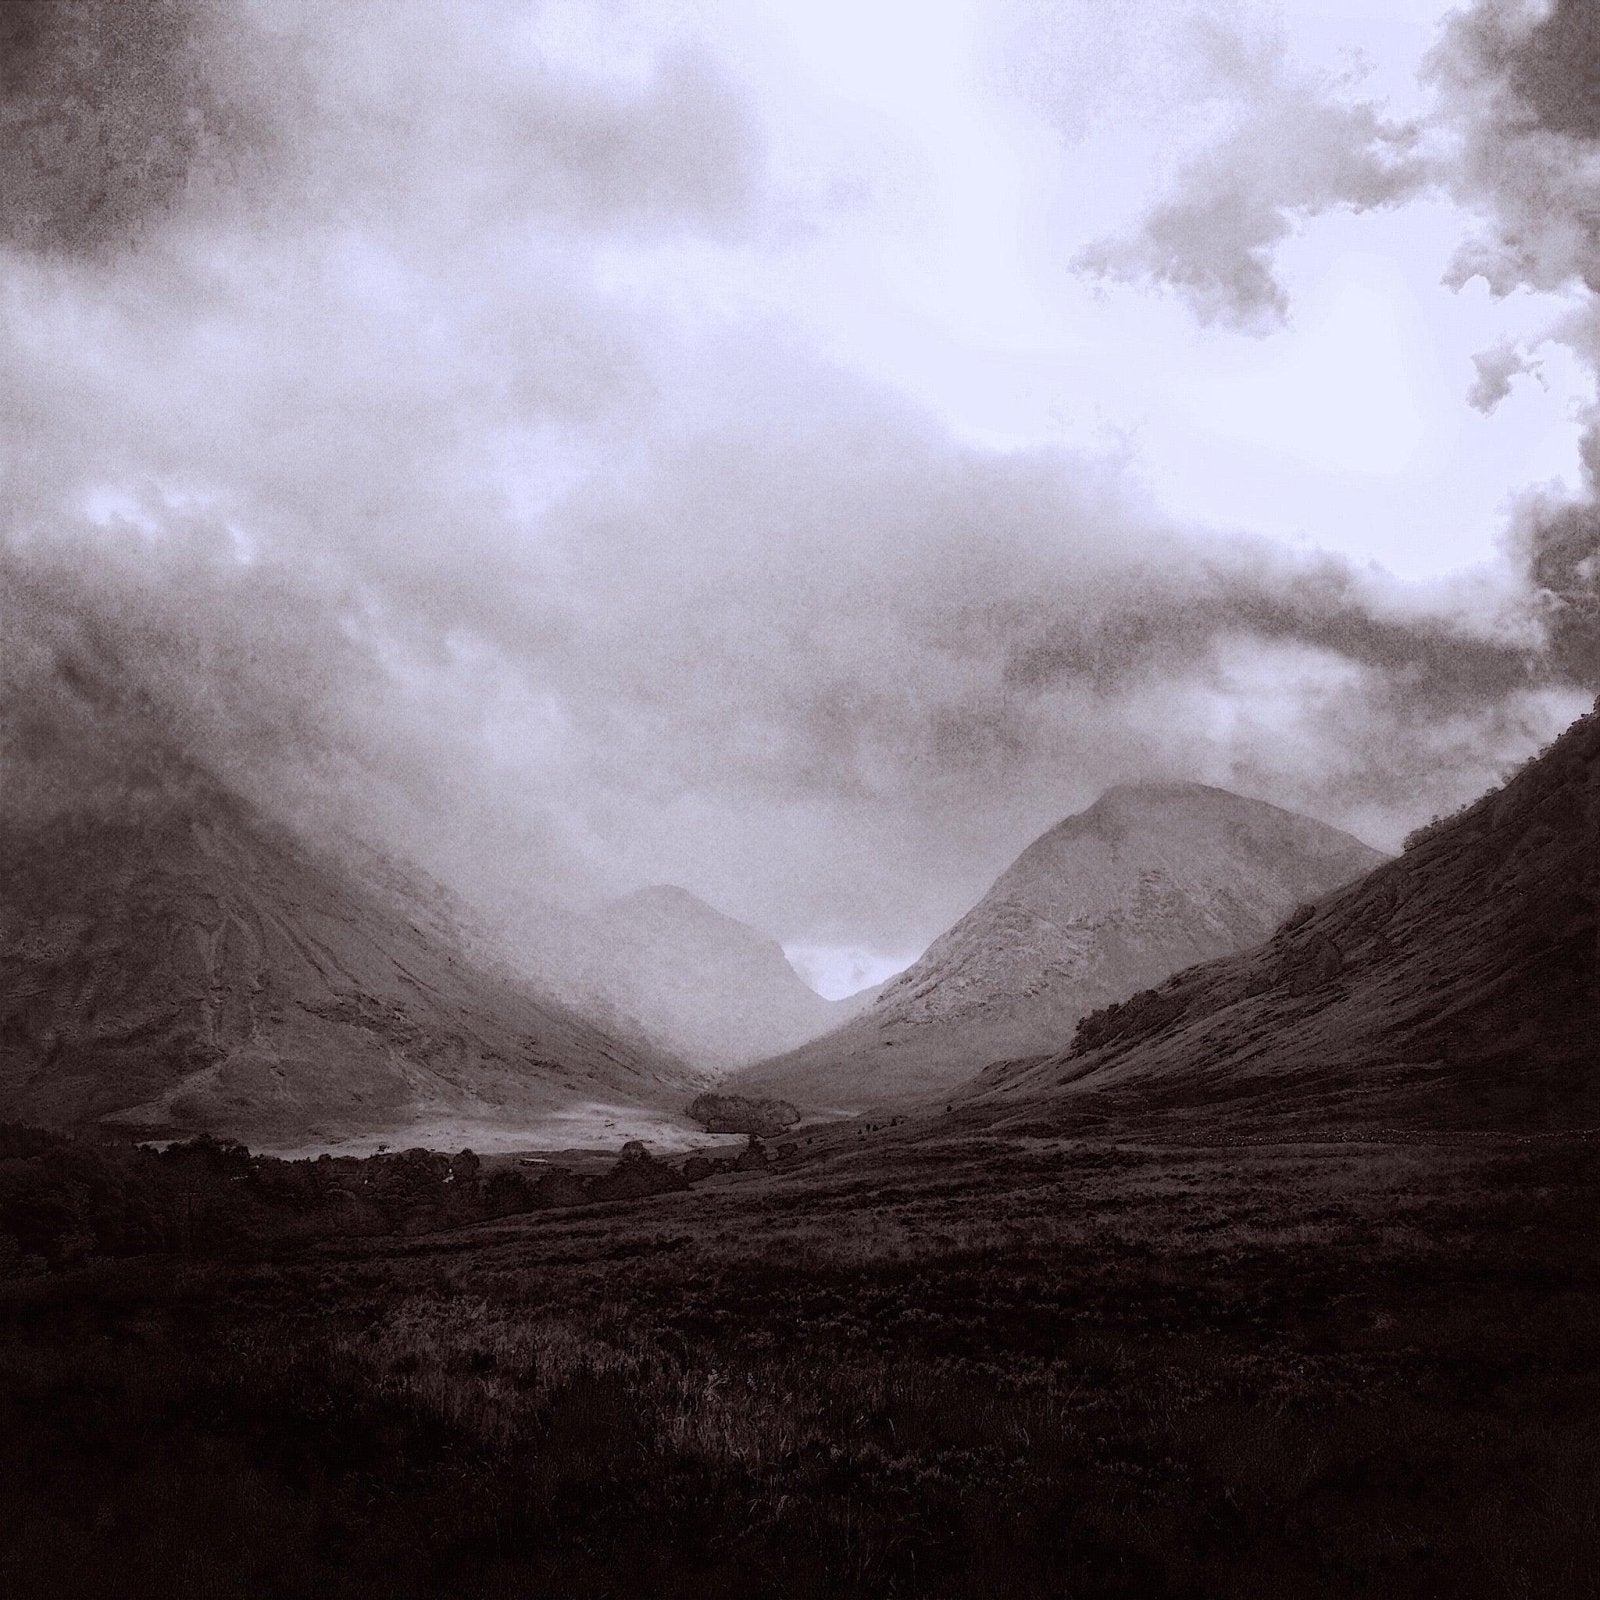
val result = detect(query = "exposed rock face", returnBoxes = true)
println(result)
[686,1092,801,1137]
[0,745,696,1148]
[580,886,847,1072]
[733,785,1385,1111]
[977,706,1600,1134]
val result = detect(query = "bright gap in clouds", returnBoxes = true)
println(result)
[685,0,1591,588]
[1142,213,1595,578]
[784,942,917,1002]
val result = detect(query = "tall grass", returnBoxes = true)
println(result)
[3,1131,1598,1598]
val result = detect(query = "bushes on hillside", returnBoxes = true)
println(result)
[687,1093,800,1137]
[0,1123,767,1271]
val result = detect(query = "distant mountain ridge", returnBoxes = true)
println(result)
[971,707,1600,1134]
[578,885,863,1073]
[733,783,1385,1111]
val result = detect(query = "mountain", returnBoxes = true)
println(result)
[732,784,1385,1112]
[0,672,698,1147]
[577,885,849,1072]
[969,706,1600,1135]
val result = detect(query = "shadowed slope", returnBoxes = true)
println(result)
[974,705,1600,1134]
[734,785,1384,1112]
[0,660,697,1146]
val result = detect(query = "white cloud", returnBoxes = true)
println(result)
[0,0,1593,971]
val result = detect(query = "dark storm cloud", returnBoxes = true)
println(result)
[0,0,268,255]
[1504,0,1600,142]
[1427,0,1600,692]
[1430,0,1600,295]
[0,0,759,259]
[0,0,1586,961]
[1000,547,1540,711]
[1505,440,1600,690]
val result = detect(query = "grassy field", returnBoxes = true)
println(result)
[3,1116,1598,1598]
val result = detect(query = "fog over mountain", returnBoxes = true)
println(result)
[0,640,699,1148]
[0,0,1597,1004]
[735,784,1382,1110]
[578,885,868,1072]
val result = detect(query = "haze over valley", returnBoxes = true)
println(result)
[3,2,1600,1596]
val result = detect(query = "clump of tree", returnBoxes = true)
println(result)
[0,1122,774,1273]
[1070,986,1189,1057]
[687,1092,800,1137]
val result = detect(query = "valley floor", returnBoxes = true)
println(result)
[246,1100,745,1161]
[3,1118,1598,1599]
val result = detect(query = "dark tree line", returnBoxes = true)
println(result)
[0,1124,773,1272]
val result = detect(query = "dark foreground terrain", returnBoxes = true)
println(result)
[2,1114,1598,1599]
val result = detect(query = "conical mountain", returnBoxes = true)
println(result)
[974,707,1600,1134]
[732,784,1385,1111]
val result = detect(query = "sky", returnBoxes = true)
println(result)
[2,0,1599,999]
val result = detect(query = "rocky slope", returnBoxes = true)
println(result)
[0,699,697,1148]
[972,706,1600,1134]
[734,785,1385,1111]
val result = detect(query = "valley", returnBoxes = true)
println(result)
[1,644,1593,1600]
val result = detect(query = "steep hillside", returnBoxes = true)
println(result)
[974,707,1600,1134]
[734,785,1385,1111]
[581,886,842,1072]
[0,678,697,1146]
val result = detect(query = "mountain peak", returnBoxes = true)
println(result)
[1069,781,1338,832]
[978,703,1600,1133]
[733,784,1384,1113]
[1095,779,1221,804]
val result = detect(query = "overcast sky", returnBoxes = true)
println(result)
[2,0,1597,996]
